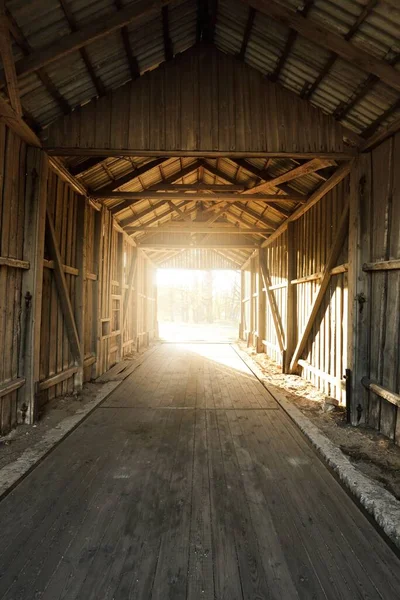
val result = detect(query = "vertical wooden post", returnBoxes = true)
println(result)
[239,269,245,339]
[135,250,141,351]
[249,257,254,347]
[347,155,371,426]
[117,232,124,360]
[74,196,87,391]
[284,222,297,373]
[257,249,266,353]
[18,148,48,424]
[93,207,103,378]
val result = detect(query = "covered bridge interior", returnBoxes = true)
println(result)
[1,0,399,437]
[0,1,400,596]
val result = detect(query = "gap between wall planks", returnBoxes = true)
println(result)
[241,177,350,405]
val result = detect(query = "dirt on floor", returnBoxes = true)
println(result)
[239,342,400,501]
[0,382,106,471]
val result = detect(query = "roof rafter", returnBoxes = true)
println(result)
[269,0,314,82]
[162,5,173,61]
[0,0,173,86]
[0,8,21,115]
[125,201,195,232]
[59,0,105,97]
[110,161,203,214]
[229,158,306,197]
[238,7,255,61]
[96,157,167,194]
[302,0,378,100]
[70,156,108,176]
[361,97,400,140]
[334,53,400,123]
[2,7,69,115]
[245,0,400,93]
[114,0,141,80]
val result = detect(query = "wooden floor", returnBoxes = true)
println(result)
[1,344,399,600]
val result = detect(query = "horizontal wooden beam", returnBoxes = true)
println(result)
[137,243,261,249]
[98,191,304,202]
[38,366,79,392]
[262,161,351,247]
[361,377,400,409]
[246,0,400,93]
[149,183,245,192]
[129,226,270,234]
[363,259,400,272]
[45,148,358,159]
[0,256,30,269]
[0,0,173,84]
[0,377,25,398]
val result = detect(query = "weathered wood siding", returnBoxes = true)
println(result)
[360,134,400,442]
[43,46,346,154]
[293,181,348,401]
[263,232,288,366]
[241,179,349,404]
[0,135,157,433]
[39,170,79,407]
[0,124,27,433]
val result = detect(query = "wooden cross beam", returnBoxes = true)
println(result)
[45,208,82,365]
[94,157,167,194]
[125,202,196,233]
[242,159,336,195]
[137,242,261,249]
[98,191,305,202]
[128,226,271,234]
[259,251,285,355]
[149,183,245,192]
[262,162,351,247]
[289,201,350,373]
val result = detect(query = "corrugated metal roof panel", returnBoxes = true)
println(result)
[4,0,400,139]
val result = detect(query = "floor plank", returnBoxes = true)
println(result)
[0,343,399,600]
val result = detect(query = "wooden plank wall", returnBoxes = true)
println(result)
[293,181,348,402]
[263,232,288,366]
[43,46,346,154]
[362,133,400,442]
[39,170,79,407]
[241,180,349,404]
[0,123,27,433]
[0,134,157,434]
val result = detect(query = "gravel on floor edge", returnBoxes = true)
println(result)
[232,343,400,552]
